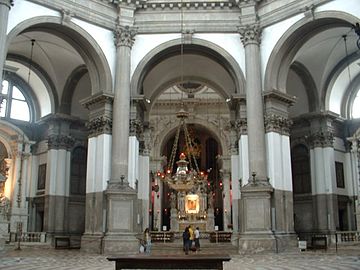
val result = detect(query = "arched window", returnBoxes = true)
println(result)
[1,75,34,122]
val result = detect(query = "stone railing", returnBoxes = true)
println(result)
[10,232,47,243]
[336,231,360,243]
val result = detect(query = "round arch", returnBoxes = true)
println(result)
[131,38,245,103]
[342,73,360,118]
[5,16,113,98]
[264,11,359,103]
[0,120,30,159]
[6,53,57,117]
[152,117,229,159]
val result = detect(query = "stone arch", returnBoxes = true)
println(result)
[60,65,88,114]
[131,38,245,103]
[0,120,30,160]
[6,53,58,116]
[264,10,358,102]
[342,73,360,118]
[5,16,113,98]
[291,61,319,112]
[153,117,228,159]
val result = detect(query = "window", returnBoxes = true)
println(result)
[335,162,345,188]
[1,78,31,122]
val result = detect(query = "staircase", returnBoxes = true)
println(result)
[151,240,238,255]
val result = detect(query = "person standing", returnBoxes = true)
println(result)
[188,225,194,250]
[144,228,151,254]
[182,226,190,255]
[194,227,200,251]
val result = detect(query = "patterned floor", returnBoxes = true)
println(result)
[0,245,359,269]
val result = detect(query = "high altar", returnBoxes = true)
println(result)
[160,153,215,232]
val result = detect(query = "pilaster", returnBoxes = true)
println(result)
[307,113,337,233]
[81,93,113,253]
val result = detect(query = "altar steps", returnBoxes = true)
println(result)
[151,241,239,255]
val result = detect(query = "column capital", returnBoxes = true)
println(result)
[129,118,143,137]
[86,116,112,137]
[114,25,137,48]
[0,0,13,9]
[264,114,293,136]
[47,134,75,150]
[238,23,261,46]
[308,130,334,149]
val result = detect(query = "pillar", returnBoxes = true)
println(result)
[80,93,113,253]
[0,0,13,83]
[264,90,297,250]
[308,113,338,233]
[43,115,74,239]
[238,22,274,252]
[103,24,138,254]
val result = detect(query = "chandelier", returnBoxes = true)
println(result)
[157,108,207,192]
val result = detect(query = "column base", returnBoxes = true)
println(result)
[81,233,104,254]
[102,232,138,255]
[272,232,298,252]
[238,232,276,254]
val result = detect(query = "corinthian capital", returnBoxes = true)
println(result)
[238,23,261,46]
[114,25,137,48]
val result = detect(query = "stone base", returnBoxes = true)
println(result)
[273,232,298,252]
[238,232,276,254]
[102,233,139,255]
[81,233,104,254]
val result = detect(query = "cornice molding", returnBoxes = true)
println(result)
[81,92,114,110]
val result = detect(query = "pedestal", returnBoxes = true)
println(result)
[238,181,275,253]
[0,221,8,251]
[81,233,104,253]
[103,184,139,254]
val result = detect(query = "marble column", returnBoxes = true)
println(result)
[238,23,274,253]
[0,0,12,84]
[238,24,267,183]
[109,25,136,187]
[103,25,138,254]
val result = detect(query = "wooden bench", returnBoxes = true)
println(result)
[54,236,70,249]
[107,254,231,270]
